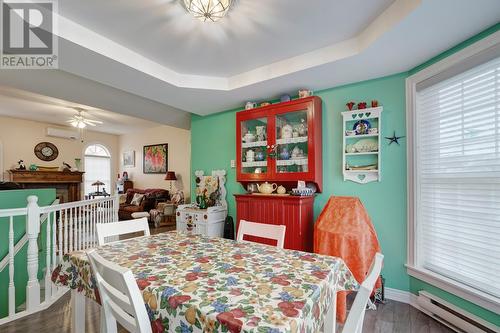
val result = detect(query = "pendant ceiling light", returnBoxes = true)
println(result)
[183,0,233,22]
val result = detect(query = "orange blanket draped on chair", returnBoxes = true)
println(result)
[313,196,382,323]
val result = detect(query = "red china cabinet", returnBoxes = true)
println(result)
[235,96,323,252]
[236,96,323,191]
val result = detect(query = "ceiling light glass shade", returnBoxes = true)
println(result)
[183,0,233,22]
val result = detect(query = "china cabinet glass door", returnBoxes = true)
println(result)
[274,110,309,174]
[240,117,269,175]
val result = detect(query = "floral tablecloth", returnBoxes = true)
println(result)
[52,232,358,333]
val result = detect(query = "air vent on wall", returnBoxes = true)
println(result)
[46,127,81,140]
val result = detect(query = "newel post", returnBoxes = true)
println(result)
[113,195,119,222]
[26,195,41,310]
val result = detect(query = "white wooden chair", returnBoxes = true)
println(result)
[237,219,286,249]
[87,249,152,333]
[96,217,150,246]
[342,253,384,333]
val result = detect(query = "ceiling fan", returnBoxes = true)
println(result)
[67,107,103,128]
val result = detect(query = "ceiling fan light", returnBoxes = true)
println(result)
[183,0,233,22]
[70,120,79,127]
[77,121,86,129]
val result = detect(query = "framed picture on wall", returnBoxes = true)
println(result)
[123,150,135,168]
[143,144,168,174]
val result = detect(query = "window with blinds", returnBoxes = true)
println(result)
[84,144,111,195]
[415,56,500,299]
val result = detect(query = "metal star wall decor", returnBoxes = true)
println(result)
[385,131,405,145]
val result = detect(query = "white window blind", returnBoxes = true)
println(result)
[415,56,500,299]
[84,144,111,195]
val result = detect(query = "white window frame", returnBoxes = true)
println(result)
[83,142,113,195]
[406,30,500,314]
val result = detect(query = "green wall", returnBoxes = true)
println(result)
[192,73,409,291]
[0,189,56,318]
[191,25,500,325]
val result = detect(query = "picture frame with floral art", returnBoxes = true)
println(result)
[143,144,168,174]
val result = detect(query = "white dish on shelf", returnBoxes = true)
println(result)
[346,130,356,136]
[291,188,314,196]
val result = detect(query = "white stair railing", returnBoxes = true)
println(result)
[0,195,119,325]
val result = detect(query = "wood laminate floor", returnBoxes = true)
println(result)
[1,293,454,333]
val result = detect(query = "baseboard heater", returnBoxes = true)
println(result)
[417,291,499,333]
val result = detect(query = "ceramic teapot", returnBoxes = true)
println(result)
[277,185,287,194]
[257,182,277,194]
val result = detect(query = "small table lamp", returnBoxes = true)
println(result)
[164,171,177,191]
[91,180,105,193]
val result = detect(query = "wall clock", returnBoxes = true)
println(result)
[34,142,59,161]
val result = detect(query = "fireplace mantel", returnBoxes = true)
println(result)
[8,170,85,202]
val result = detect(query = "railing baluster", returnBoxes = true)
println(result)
[52,212,57,280]
[76,207,79,251]
[8,216,15,317]
[59,210,64,259]
[87,204,90,248]
[90,204,94,247]
[45,211,52,301]
[85,204,89,249]
[92,204,95,245]
[78,206,83,251]
[82,205,86,249]
[69,207,73,252]
[64,209,68,254]
[76,206,80,250]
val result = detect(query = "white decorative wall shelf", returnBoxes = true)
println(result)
[341,107,383,184]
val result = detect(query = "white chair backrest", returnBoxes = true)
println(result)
[343,253,384,333]
[87,249,152,333]
[96,217,150,246]
[237,219,286,249]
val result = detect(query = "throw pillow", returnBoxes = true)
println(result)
[119,194,127,204]
[130,193,145,206]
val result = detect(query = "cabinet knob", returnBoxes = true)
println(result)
[204,214,208,220]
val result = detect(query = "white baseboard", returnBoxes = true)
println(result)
[385,287,411,303]
[385,287,421,310]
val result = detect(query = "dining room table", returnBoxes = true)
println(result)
[51,231,359,333]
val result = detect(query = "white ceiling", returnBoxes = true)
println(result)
[59,0,394,76]
[0,87,159,135]
[2,0,500,122]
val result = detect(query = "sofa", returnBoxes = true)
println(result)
[118,188,169,220]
